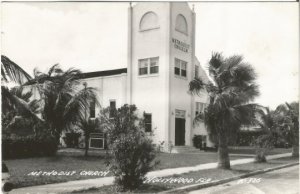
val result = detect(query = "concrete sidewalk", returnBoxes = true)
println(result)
[10,153,292,194]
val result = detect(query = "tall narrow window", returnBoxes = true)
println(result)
[109,100,116,118]
[90,99,96,118]
[175,59,181,76]
[150,57,159,74]
[195,102,206,116]
[144,113,152,132]
[195,102,200,115]
[174,58,187,78]
[181,62,187,77]
[195,65,199,78]
[139,59,148,75]
[138,57,159,76]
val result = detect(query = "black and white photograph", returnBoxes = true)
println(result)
[1,1,299,193]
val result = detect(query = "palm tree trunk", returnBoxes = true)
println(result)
[255,147,267,162]
[84,134,89,157]
[292,145,299,157]
[52,128,61,147]
[217,133,230,169]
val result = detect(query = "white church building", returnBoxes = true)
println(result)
[73,2,213,151]
[28,2,213,152]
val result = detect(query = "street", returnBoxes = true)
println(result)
[189,165,299,194]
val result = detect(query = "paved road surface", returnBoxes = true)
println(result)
[189,165,299,194]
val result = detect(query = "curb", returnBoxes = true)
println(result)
[159,162,299,194]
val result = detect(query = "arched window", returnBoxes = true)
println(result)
[139,11,159,31]
[175,14,188,35]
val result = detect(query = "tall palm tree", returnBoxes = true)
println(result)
[189,52,260,169]
[275,102,299,157]
[32,64,98,144]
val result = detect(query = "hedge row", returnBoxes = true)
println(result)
[235,131,264,146]
[2,135,58,159]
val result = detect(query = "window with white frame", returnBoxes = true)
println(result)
[138,57,159,76]
[195,102,207,116]
[89,133,104,149]
[175,58,187,78]
[144,113,152,132]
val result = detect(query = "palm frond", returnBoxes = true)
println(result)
[63,87,99,128]
[209,52,224,70]
[189,77,206,95]
[2,86,43,122]
[48,64,62,76]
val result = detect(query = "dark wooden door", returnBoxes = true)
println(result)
[175,118,185,146]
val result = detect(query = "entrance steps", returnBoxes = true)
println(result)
[171,146,201,153]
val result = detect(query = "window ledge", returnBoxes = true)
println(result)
[139,26,160,32]
[138,74,159,78]
[174,74,188,80]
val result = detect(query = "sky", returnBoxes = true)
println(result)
[1,2,299,109]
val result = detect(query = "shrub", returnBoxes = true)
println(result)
[252,132,275,163]
[64,132,81,148]
[235,130,264,146]
[2,134,58,159]
[102,104,158,191]
[192,135,202,149]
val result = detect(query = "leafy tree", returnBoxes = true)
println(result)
[189,52,260,169]
[100,104,158,190]
[31,64,98,144]
[275,102,299,157]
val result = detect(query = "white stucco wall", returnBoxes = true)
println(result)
[192,58,214,147]
[128,2,171,145]
[79,73,127,116]
[169,3,194,146]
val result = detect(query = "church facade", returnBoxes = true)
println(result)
[74,2,212,151]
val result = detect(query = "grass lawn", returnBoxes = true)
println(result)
[73,156,299,193]
[4,147,291,188]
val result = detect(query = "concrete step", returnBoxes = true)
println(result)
[171,146,201,153]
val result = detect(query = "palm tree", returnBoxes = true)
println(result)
[79,118,100,157]
[1,55,40,121]
[3,87,41,133]
[189,52,260,169]
[253,107,282,162]
[1,55,32,85]
[32,64,98,145]
[275,102,299,157]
